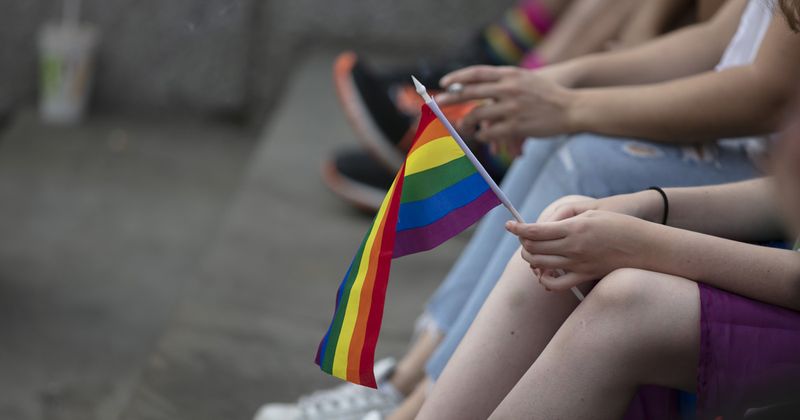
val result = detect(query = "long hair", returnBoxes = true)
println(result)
[780,0,800,31]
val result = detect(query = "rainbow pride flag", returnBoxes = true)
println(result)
[315,104,501,387]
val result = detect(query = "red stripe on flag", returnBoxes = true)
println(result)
[357,166,406,387]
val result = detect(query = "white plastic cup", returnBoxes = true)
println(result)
[38,23,98,124]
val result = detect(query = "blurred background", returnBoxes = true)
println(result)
[0,1,516,419]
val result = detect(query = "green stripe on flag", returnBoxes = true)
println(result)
[321,236,368,372]
[401,156,477,204]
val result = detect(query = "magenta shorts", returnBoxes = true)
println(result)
[624,283,800,420]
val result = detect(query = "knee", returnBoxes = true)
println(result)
[537,195,594,222]
[585,268,656,311]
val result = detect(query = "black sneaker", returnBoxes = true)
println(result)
[334,52,413,171]
[321,148,395,213]
[333,48,494,172]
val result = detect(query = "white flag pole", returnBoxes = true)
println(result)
[412,76,584,302]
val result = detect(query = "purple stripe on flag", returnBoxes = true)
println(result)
[393,190,501,258]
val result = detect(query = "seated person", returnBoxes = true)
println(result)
[257,0,799,419]
[417,87,800,420]
[326,0,696,210]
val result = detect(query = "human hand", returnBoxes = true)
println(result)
[506,210,658,291]
[437,65,577,144]
[538,191,666,225]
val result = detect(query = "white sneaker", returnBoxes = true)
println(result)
[254,358,401,420]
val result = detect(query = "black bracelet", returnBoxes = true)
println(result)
[648,186,669,225]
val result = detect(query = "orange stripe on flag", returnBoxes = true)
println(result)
[346,195,393,380]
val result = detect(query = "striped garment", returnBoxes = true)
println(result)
[482,0,553,65]
[315,104,501,387]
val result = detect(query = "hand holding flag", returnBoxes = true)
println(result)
[316,76,583,388]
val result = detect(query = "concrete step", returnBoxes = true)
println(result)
[0,112,254,420]
[120,50,469,420]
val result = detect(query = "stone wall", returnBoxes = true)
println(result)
[0,0,514,123]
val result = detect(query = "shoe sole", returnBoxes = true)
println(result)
[333,52,405,172]
[320,158,386,213]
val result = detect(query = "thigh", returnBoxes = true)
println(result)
[420,250,582,420]
[491,269,701,420]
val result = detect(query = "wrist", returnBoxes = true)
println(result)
[559,57,592,88]
[639,189,668,224]
[552,60,585,88]
[564,89,592,134]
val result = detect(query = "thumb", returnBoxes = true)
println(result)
[505,220,524,236]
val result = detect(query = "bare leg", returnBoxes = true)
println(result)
[390,330,442,396]
[417,250,585,420]
[537,0,639,63]
[538,0,574,18]
[490,269,700,419]
[387,378,429,420]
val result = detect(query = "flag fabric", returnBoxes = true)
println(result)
[315,104,502,387]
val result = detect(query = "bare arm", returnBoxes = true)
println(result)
[549,178,784,241]
[535,0,638,64]
[660,178,784,241]
[613,0,694,49]
[438,1,798,146]
[645,222,800,310]
[567,13,800,142]
[538,0,745,87]
[510,182,800,309]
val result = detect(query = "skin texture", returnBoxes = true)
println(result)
[612,0,693,49]
[438,0,800,145]
[535,0,640,64]
[418,116,800,418]
[487,269,701,420]
[337,3,703,417]
[389,329,442,396]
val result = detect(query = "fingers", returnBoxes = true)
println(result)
[439,65,518,88]
[460,102,517,132]
[548,201,596,222]
[520,250,570,270]
[505,221,568,241]
[475,121,518,143]
[540,271,589,292]
[437,82,506,105]
[519,238,567,257]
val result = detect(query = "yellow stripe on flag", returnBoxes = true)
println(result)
[331,176,400,378]
[405,137,464,176]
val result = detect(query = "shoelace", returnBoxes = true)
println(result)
[298,385,394,418]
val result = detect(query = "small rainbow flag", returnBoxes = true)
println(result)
[315,104,501,387]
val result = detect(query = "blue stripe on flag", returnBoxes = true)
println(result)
[396,172,490,231]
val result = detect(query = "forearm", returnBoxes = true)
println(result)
[615,0,693,47]
[536,0,636,64]
[644,225,800,311]
[549,0,743,88]
[567,65,785,142]
[663,179,784,241]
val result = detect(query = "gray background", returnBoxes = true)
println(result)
[1,0,515,122]
[0,1,517,419]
